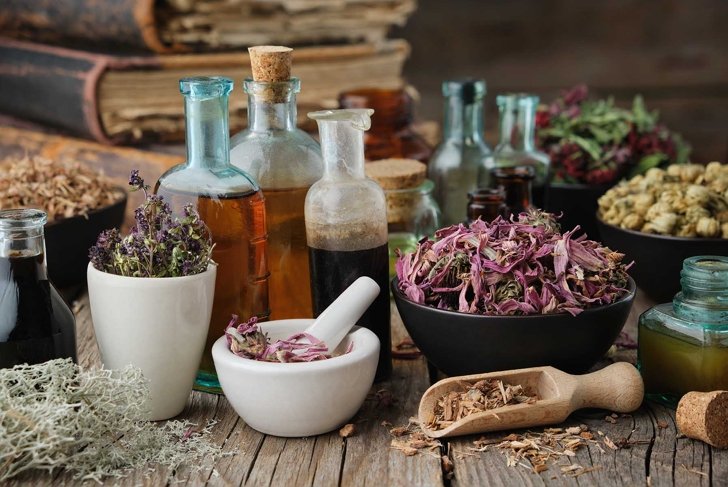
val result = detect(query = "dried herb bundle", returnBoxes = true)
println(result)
[0,154,122,220]
[427,379,538,431]
[0,359,223,482]
[396,210,631,316]
[225,315,350,362]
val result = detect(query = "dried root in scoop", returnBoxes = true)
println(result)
[427,379,539,431]
[0,155,122,220]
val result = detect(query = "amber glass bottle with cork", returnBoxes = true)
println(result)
[231,46,323,320]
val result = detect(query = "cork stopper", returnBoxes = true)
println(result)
[676,391,728,448]
[365,158,427,190]
[248,45,293,103]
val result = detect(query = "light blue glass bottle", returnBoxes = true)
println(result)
[230,77,323,321]
[427,79,493,226]
[493,93,550,208]
[638,256,728,407]
[155,76,270,394]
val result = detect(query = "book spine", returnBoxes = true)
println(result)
[0,0,168,53]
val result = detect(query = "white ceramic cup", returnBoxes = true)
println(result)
[87,262,216,420]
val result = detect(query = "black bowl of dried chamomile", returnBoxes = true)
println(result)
[597,163,728,302]
[0,155,127,289]
[392,211,636,376]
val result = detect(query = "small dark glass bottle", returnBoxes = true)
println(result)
[0,209,77,368]
[467,187,507,224]
[338,87,432,163]
[491,166,535,219]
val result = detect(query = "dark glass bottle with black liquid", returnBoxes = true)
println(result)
[491,166,536,219]
[467,187,506,224]
[305,109,391,381]
[0,209,76,368]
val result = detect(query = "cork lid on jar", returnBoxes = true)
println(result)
[365,158,427,190]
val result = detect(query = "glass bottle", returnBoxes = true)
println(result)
[155,77,269,393]
[0,209,76,368]
[491,166,536,219]
[428,79,493,226]
[230,77,323,320]
[467,187,506,224]
[305,109,391,381]
[384,179,441,279]
[638,256,728,407]
[493,93,550,208]
[338,87,432,163]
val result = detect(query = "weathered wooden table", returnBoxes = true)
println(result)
[11,292,728,486]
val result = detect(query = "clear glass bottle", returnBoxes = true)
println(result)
[305,109,391,381]
[493,93,550,208]
[428,79,493,226]
[467,187,506,224]
[230,77,323,320]
[155,77,269,393]
[0,209,76,368]
[638,256,728,407]
[338,87,432,163]
[384,179,441,279]
[491,166,536,219]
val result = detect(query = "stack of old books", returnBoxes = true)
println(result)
[0,0,415,144]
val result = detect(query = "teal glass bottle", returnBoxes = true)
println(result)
[230,77,323,321]
[493,93,550,208]
[638,256,728,407]
[155,76,270,394]
[427,79,493,226]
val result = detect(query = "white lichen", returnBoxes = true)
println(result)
[0,359,224,483]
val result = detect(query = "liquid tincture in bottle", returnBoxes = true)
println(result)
[638,256,728,407]
[467,187,506,224]
[231,46,323,320]
[493,93,550,208]
[155,76,269,393]
[491,166,536,219]
[0,209,77,368]
[338,87,433,163]
[305,109,391,381]
[428,79,493,226]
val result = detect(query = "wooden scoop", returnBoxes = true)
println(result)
[418,362,644,438]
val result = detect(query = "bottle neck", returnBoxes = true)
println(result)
[247,92,297,132]
[496,95,538,151]
[467,188,506,223]
[0,209,47,268]
[443,96,485,141]
[673,256,728,324]
[491,167,535,217]
[318,119,366,180]
[184,94,231,169]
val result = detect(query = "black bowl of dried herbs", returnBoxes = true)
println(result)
[392,210,636,376]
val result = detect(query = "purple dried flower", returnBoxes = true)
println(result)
[396,210,631,317]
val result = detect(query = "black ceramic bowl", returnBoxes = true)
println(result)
[597,218,728,303]
[545,182,611,240]
[45,189,127,289]
[391,277,636,376]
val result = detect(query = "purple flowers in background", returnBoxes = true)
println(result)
[89,170,214,278]
[396,210,631,317]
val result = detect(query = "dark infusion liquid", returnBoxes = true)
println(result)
[0,252,77,368]
[309,243,391,381]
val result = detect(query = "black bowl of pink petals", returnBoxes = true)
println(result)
[391,211,636,376]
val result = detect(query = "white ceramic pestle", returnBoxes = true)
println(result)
[303,276,380,352]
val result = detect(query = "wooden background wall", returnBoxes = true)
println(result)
[395,0,728,163]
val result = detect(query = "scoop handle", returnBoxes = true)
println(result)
[304,276,380,351]
[571,362,644,413]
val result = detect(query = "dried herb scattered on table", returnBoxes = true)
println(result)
[0,154,122,220]
[427,379,538,431]
[225,315,350,363]
[396,210,631,316]
[0,359,223,482]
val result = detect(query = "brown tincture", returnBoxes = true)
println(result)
[154,187,270,379]
[491,166,536,218]
[676,390,728,448]
[467,187,507,224]
[338,88,432,163]
[0,251,77,367]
